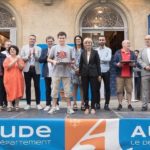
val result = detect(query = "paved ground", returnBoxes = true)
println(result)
[0,99,149,119]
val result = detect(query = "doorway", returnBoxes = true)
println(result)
[82,31,124,53]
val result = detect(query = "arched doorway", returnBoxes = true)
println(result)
[80,5,127,55]
[79,4,128,97]
[0,7,17,45]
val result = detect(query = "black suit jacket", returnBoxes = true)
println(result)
[0,52,6,75]
[79,49,101,77]
[39,48,49,78]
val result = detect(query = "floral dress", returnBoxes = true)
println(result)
[71,48,82,85]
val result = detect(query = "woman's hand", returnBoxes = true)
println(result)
[98,76,101,82]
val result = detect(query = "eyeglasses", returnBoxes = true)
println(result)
[145,38,150,40]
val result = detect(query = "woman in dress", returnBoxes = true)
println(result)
[71,35,84,111]
[3,45,25,112]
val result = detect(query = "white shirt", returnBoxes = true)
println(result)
[29,47,36,66]
[96,46,112,73]
[147,48,150,63]
[47,48,53,77]
[1,50,10,57]
[48,63,53,77]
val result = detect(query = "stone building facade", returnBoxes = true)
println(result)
[1,0,149,98]
[0,0,150,51]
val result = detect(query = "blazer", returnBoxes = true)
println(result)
[79,49,101,77]
[0,52,6,75]
[39,48,49,78]
[20,44,41,74]
[138,48,150,77]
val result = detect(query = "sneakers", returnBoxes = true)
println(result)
[37,104,43,110]
[0,106,3,111]
[56,105,60,111]
[15,107,19,112]
[128,104,134,111]
[141,106,148,111]
[44,106,51,111]
[67,108,75,114]
[24,105,31,110]
[104,104,110,111]
[117,104,122,111]
[48,107,57,114]
[7,107,12,112]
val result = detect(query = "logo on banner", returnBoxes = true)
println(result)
[65,119,121,150]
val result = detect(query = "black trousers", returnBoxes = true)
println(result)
[134,77,141,100]
[97,71,110,105]
[82,76,98,109]
[45,77,52,106]
[24,67,40,105]
[0,76,7,106]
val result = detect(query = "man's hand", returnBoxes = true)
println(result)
[144,66,150,71]
[129,62,135,67]
[52,60,58,66]
[117,62,123,67]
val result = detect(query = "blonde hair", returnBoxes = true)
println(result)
[83,37,93,45]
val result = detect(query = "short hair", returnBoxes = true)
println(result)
[8,45,19,55]
[83,37,93,45]
[57,31,67,38]
[46,36,55,41]
[99,35,105,38]
[134,49,139,53]
[29,35,36,39]
[4,40,12,44]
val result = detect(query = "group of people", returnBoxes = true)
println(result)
[0,31,150,115]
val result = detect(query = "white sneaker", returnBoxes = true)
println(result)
[0,106,3,111]
[56,105,60,111]
[37,104,43,110]
[44,106,51,111]
[24,105,31,110]
[48,107,56,114]
[67,108,75,114]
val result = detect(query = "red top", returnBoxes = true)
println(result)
[121,49,131,77]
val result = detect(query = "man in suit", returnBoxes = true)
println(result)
[39,36,59,111]
[79,37,101,114]
[21,35,42,110]
[138,35,150,111]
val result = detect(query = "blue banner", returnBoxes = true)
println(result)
[0,119,65,150]
[119,119,150,150]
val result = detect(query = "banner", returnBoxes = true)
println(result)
[119,119,150,150]
[0,118,150,150]
[0,119,65,150]
[65,119,121,150]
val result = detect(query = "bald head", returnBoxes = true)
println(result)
[145,35,150,47]
[122,40,130,50]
